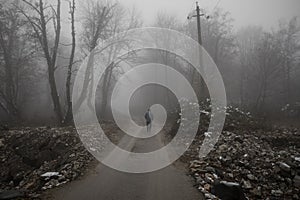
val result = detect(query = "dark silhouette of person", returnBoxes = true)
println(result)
[144,108,153,132]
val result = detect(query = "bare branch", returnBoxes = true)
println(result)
[21,0,41,15]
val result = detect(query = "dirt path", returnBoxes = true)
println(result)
[45,125,203,200]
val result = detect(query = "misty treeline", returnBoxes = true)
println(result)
[0,0,141,124]
[0,0,299,125]
[152,9,300,119]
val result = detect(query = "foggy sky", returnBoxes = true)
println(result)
[55,0,300,38]
[119,0,300,29]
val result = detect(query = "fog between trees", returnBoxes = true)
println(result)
[0,0,299,125]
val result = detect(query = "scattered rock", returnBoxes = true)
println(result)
[0,125,118,197]
[294,175,300,188]
[0,190,24,200]
[0,139,4,148]
[41,172,60,178]
[241,179,252,189]
[185,113,299,199]
[250,186,262,197]
[211,181,247,200]
[271,189,283,197]
[0,124,9,131]
[246,174,256,181]
[278,162,291,172]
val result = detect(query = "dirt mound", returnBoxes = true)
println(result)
[0,126,95,199]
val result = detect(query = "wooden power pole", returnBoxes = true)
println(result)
[187,2,209,101]
[196,2,203,46]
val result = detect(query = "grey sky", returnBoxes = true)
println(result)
[118,0,300,30]
[57,0,300,38]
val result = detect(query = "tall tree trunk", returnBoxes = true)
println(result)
[64,0,76,124]
[39,0,63,122]
[0,26,19,118]
[21,0,64,123]
[286,59,291,105]
[239,69,245,108]
[73,52,95,112]
[100,63,113,118]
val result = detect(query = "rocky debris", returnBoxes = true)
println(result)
[0,122,120,198]
[187,128,300,199]
[211,181,247,200]
[0,139,4,148]
[40,172,60,178]
[0,190,24,200]
[0,124,9,131]
[294,175,300,188]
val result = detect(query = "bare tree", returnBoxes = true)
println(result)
[99,4,142,117]
[236,26,263,108]
[76,0,142,117]
[236,19,300,115]
[252,33,284,112]
[19,0,63,122]
[151,13,189,108]
[80,0,117,52]
[0,0,35,119]
[202,9,236,66]
[73,0,117,113]
[277,17,300,105]
[63,0,76,124]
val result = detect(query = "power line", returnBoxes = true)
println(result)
[211,0,221,13]
[186,2,197,22]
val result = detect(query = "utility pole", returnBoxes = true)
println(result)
[187,2,209,101]
[196,2,203,46]
[188,2,207,45]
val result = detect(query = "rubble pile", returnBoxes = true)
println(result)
[187,128,300,199]
[0,123,120,198]
[222,106,258,131]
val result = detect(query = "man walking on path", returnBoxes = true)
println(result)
[145,108,153,132]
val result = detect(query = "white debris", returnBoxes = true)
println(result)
[204,132,212,138]
[89,147,96,152]
[41,172,59,177]
[201,110,210,115]
[295,157,300,162]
